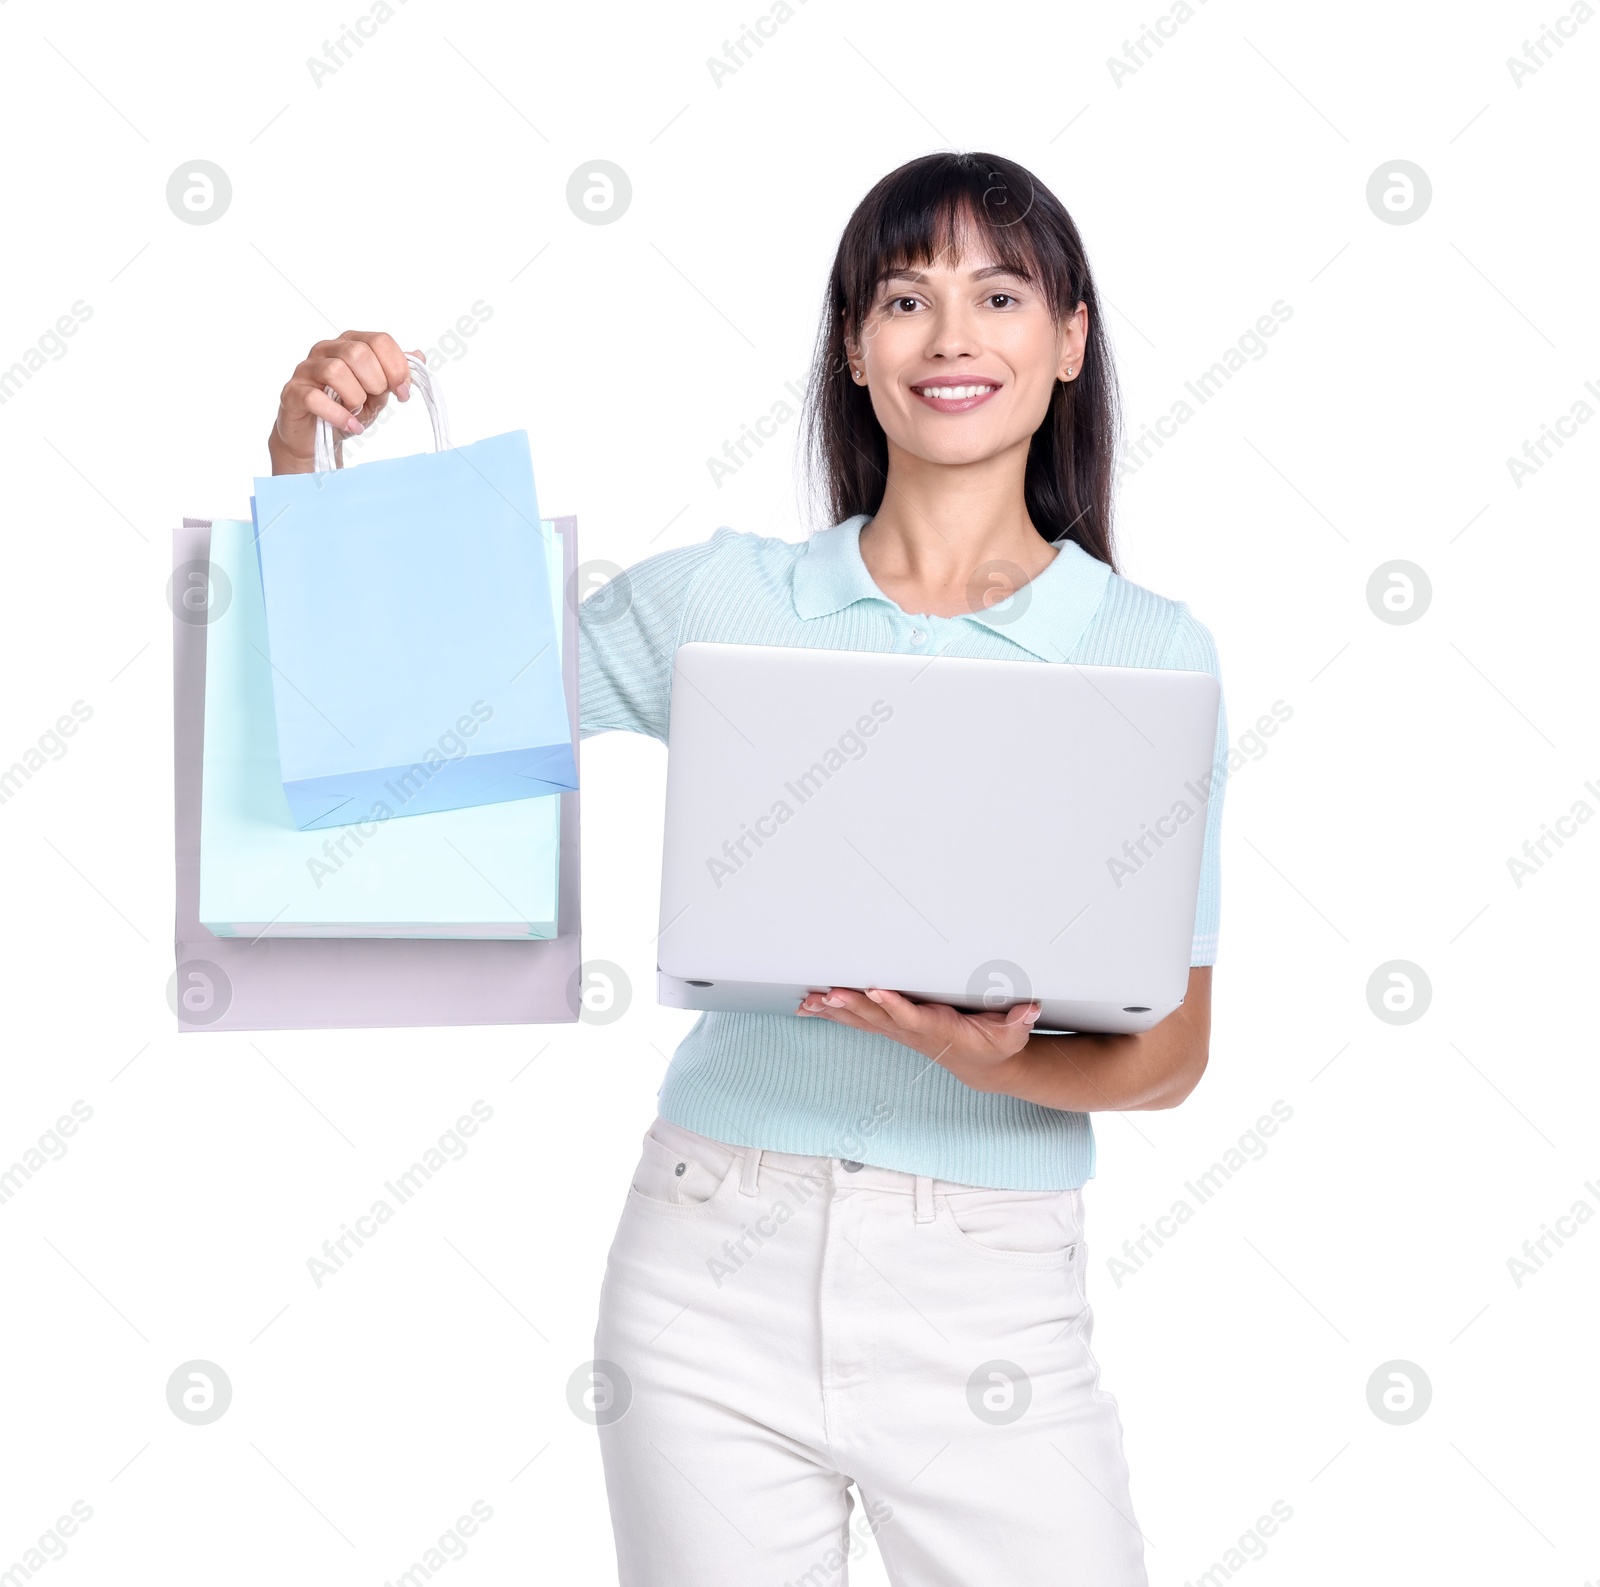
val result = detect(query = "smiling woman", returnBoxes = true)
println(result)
[812,155,1117,573]
[265,148,1229,1587]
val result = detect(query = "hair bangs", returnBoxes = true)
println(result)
[839,161,1066,338]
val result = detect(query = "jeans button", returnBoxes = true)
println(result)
[840,1159,864,1172]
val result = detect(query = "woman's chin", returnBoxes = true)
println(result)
[892,430,1033,470]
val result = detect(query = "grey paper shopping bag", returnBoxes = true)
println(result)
[171,517,582,1033]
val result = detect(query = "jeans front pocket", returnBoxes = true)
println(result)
[938,1186,1083,1268]
[627,1123,738,1213]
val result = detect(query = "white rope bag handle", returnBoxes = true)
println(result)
[313,351,450,473]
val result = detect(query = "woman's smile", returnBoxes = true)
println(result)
[908,377,1004,412]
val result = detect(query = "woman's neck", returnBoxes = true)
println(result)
[857,442,1057,619]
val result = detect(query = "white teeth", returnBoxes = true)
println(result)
[919,384,995,400]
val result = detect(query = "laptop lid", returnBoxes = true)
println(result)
[658,642,1219,1019]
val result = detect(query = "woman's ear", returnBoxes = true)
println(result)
[1057,301,1089,381]
[842,333,867,386]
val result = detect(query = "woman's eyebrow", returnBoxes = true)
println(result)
[876,263,1032,286]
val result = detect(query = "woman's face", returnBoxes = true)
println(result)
[847,221,1086,470]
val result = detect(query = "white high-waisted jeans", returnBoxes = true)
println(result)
[592,1117,1148,1586]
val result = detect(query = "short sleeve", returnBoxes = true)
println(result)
[1162,604,1227,966]
[578,532,729,743]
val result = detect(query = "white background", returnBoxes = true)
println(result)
[1,0,1596,1582]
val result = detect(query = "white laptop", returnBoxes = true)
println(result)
[656,643,1220,1035]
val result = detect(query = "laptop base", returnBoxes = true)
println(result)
[658,972,1179,1036]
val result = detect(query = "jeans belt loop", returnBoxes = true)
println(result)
[914,1174,935,1224]
[739,1146,763,1197]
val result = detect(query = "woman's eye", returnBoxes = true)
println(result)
[988,293,1016,309]
[893,296,920,313]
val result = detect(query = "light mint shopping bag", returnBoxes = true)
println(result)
[198,514,564,938]
[249,354,575,830]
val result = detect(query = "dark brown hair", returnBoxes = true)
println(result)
[803,151,1121,570]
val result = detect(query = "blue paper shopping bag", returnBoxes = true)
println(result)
[250,356,575,831]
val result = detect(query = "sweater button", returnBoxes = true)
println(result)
[840,1159,864,1172]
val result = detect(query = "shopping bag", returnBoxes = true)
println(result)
[171,517,582,1033]
[250,354,575,830]
[199,516,563,938]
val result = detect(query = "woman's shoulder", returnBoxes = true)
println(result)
[620,524,803,579]
[582,526,806,631]
[612,524,806,603]
[1092,559,1221,675]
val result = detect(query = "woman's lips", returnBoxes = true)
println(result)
[910,381,1001,413]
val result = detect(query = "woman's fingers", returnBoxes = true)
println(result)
[302,332,414,422]
[283,370,362,435]
[301,386,363,434]
[796,988,889,1033]
[269,329,416,475]
[310,332,409,403]
[865,987,960,1038]
[829,988,954,1044]
[864,987,923,1018]
[341,330,413,400]
[795,987,1038,1068]
[297,357,362,419]
[829,988,896,1023]
[271,373,356,464]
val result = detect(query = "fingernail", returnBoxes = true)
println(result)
[345,416,364,434]
[824,995,844,1007]
[865,989,883,1003]
[397,381,411,401]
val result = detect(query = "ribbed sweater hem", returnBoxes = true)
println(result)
[656,1013,1095,1191]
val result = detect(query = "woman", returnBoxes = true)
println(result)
[267,151,1226,1586]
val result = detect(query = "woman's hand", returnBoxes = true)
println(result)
[797,966,1214,1113]
[796,986,1041,1092]
[267,330,420,475]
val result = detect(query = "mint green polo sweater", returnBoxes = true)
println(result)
[578,515,1227,1189]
